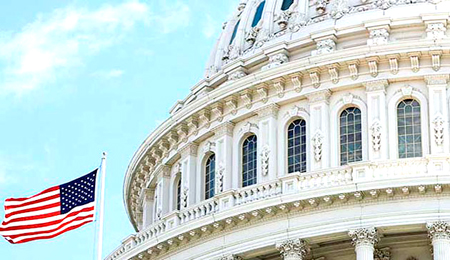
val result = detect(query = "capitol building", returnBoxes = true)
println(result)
[107,0,450,259]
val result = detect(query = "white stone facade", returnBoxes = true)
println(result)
[107,0,450,260]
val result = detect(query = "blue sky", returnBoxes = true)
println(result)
[0,0,239,259]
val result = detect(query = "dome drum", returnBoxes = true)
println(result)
[110,0,450,260]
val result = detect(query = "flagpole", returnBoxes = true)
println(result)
[96,152,107,260]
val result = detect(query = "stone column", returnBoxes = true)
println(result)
[180,143,198,208]
[306,90,331,171]
[276,239,310,260]
[427,221,450,260]
[213,122,235,193]
[256,104,279,182]
[425,75,450,154]
[349,227,379,260]
[364,80,389,160]
[155,165,171,219]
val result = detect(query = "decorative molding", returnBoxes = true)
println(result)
[306,90,331,103]
[284,106,309,120]
[239,122,259,135]
[211,102,224,122]
[364,80,389,92]
[261,145,270,176]
[348,62,359,80]
[276,239,310,260]
[312,130,324,162]
[328,67,339,84]
[427,221,450,240]
[256,84,269,103]
[313,39,336,56]
[387,56,399,74]
[203,141,216,154]
[370,120,382,151]
[367,58,379,77]
[240,90,253,109]
[310,71,321,88]
[426,22,447,40]
[225,96,238,115]
[213,121,234,137]
[228,68,247,81]
[433,114,445,146]
[291,73,302,92]
[409,53,420,73]
[374,247,391,260]
[349,227,379,247]
[256,103,280,119]
[262,52,289,70]
[401,85,413,96]
[424,74,449,85]
[342,93,354,105]
[431,51,441,71]
[216,162,225,193]
[180,143,198,157]
[367,28,390,45]
[273,79,286,98]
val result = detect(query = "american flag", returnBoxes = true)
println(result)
[0,169,98,244]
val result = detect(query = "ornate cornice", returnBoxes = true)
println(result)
[427,221,450,240]
[212,121,235,137]
[364,80,389,92]
[424,74,450,85]
[276,239,310,260]
[348,227,379,247]
[179,143,198,157]
[256,103,280,119]
[306,90,331,104]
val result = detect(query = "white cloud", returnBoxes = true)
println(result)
[202,15,217,39]
[0,0,191,96]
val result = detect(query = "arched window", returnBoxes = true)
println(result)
[397,99,422,158]
[340,107,363,165]
[287,119,307,173]
[281,0,294,10]
[176,177,182,211]
[230,20,240,44]
[252,1,266,27]
[205,154,216,200]
[242,135,258,187]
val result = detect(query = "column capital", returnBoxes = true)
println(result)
[219,255,242,260]
[363,80,389,92]
[424,74,449,86]
[256,103,280,119]
[427,221,450,240]
[212,121,235,137]
[179,143,198,157]
[306,90,331,104]
[349,227,379,247]
[276,238,310,260]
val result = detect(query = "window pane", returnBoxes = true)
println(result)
[281,0,294,10]
[287,119,307,173]
[340,107,363,165]
[397,99,422,158]
[176,178,182,211]
[229,20,240,44]
[205,154,216,200]
[252,1,266,27]
[242,135,258,187]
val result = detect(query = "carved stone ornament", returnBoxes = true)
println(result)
[433,114,445,145]
[245,26,260,45]
[370,120,382,151]
[427,221,450,240]
[427,23,447,40]
[220,255,243,260]
[228,69,247,81]
[374,248,391,260]
[239,122,259,135]
[262,53,289,70]
[181,186,189,209]
[368,28,389,45]
[275,10,293,30]
[216,162,225,193]
[313,39,336,55]
[276,239,310,260]
[316,0,330,14]
[312,130,324,162]
[330,0,350,19]
[348,227,379,247]
[261,145,270,176]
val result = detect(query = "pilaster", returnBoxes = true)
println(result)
[154,165,171,219]
[256,104,280,181]
[142,188,155,228]
[212,122,235,193]
[306,90,331,170]
[364,80,389,160]
[425,75,450,154]
[180,143,198,208]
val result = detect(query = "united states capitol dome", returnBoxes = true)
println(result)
[108,0,450,259]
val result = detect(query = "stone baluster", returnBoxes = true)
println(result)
[427,221,450,260]
[349,227,379,260]
[276,238,310,260]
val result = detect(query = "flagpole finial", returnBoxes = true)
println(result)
[102,152,107,159]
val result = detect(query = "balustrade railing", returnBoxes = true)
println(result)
[107,157,449,260]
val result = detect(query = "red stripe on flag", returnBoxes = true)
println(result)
[5,187,59,203]
[4,202,61,219]
[5,194,60,211]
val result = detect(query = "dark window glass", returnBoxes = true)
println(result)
[397,99,422,158]
[176,177,182,211]
[205,154,216,200]
[281,0,294,10]
[340,107,363,165]
[287,119,307,173]
[252,1,266,27]
[230,20,240,44]
[242,135,258,187]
